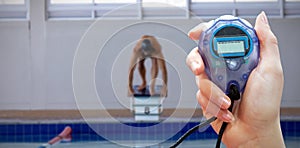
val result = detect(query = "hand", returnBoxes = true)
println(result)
[160,86,167,97]
[186,12,285,147]
[150,87,155,96]
[137,83,147,91]
[128,87,134,97]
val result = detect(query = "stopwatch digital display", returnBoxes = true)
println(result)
[214,36,248,57]
[198,15,259,94]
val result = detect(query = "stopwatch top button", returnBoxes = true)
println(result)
[219,15,236,20]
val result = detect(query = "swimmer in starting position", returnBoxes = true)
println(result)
[128,35,167,97]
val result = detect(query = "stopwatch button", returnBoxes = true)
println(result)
[226,60,239,70]
[218,75,223,81]
[242,73,248,80]
[252,37,258,43]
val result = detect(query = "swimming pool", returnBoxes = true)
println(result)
[0,120,299,147]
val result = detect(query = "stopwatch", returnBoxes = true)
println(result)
[198,15,259,94]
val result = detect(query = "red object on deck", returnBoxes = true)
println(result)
[48,126,72,145]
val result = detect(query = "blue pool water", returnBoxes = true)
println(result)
[0,121,299,147]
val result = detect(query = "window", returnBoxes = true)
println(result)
[95,0,138,18]
[236,0,276,1]
[0,0,27,19]
[47,0,139,19]
[0,0,25,4]
[192,0,233,2]
[50,0,136,4]
[46,0,300,19]
[95,0,136,4]
[142,0,186,7]
[50,0,92,4]
[190,0,280,18]
[142,0,187,18]
[285,0,300,18]
[192,0,277,2]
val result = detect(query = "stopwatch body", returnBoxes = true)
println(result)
[198,15,259,94]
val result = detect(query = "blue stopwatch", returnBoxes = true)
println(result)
[198,15,259,94]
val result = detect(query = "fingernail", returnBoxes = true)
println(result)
[221,97,231,107]
[191,62,200,72]
[222,113,235,122]
[188,31,193,38]
[261,11,269,25]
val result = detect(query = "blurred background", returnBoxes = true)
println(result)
[0,0,299,147]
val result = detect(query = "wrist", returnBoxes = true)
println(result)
[238,134,285,148]
[233,122,285,148]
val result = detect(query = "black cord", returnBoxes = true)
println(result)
[170,116,217,148]
[215,103,234,148]
[215,84,241,148]
[170,84,240,148]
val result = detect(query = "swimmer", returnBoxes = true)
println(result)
[128,35,167,97]
[186,12,285,147]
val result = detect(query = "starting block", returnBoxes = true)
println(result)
[130,85,164,121]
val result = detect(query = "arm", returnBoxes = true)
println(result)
[157,52,168,97]
[128,49,139,96]
[150,58,158,96]
[150,37,168,97]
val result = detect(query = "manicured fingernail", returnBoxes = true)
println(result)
[261,11,269,25]
[221,97,231,107]
[222,113,235,122]
[191,62,200,72]
[188,30,193,37]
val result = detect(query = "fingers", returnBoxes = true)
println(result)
[254,11,283,76]
[197,90,234,122]
[128,89,133,97]
[197,78,231,109]
[188,22,210,40]
[186,47,205,75]
[160,87,167,97]
[186,21,211,75]
[196,79,234,122]
[188,20,235,123]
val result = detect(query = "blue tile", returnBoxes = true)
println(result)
[5,124,15,135]
[0,124,8,134]
[0,135,8,142]
[0,121,299,143]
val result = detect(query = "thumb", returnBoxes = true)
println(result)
[254,11,282,74]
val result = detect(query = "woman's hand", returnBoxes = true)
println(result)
[186,12,285,148]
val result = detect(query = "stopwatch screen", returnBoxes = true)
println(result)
[213,35,249,58]
[217,40,245,57]
[212,26,251,58]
